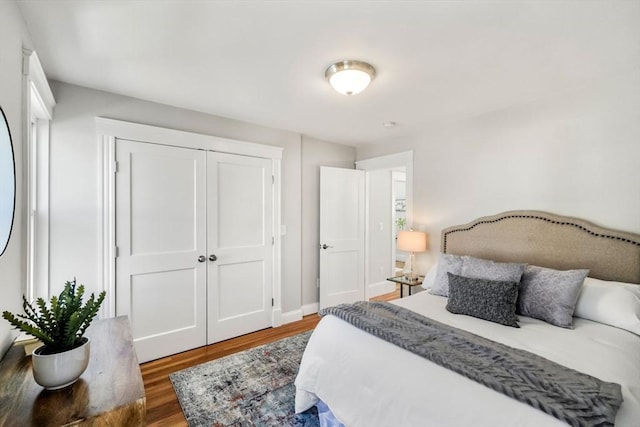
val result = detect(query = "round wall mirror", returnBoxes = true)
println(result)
[0,106,16,256]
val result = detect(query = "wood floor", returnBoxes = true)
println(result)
[141,285,400,426]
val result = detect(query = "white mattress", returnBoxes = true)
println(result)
[294,292,640,427]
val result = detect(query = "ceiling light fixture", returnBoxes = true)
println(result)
[325,60,376,96]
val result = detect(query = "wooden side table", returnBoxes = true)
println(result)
[386,275,424,298]
[0,316,145,426]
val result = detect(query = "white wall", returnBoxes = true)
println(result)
[301,136,356,308]
[357,66,640,273]
[47,81,352,315]
[0,1,32,357]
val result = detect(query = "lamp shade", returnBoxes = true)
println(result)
[397,230,427,253]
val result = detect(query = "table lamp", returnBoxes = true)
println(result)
[397,230,428,280]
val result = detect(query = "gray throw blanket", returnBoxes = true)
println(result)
[320,301,622,427]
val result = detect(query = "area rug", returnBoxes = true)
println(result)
[169,331,319,427]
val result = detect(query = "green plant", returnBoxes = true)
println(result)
[2,279,106,354]
[396,217,406,230]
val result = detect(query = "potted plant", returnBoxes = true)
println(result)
[2,279,105,390]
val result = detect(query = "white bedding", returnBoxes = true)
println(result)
[294,292,640,427]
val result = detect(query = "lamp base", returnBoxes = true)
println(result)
[403,252,420,281]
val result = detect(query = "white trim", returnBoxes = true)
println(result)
[362,170,372,298]
[95,117,283,160]
[301,303,319,316]
[355,152,414,225]
[367,280,396,298]
[272,308,283,327]
[99,135,116,318]
[356,151,414,300]
[271,158,283,327]
[24,50,55,118]
[22,48,55,301]
[29,83,51,121]
[98,119,283,329]
[33,118,50,299]
[391,170,407,277]
[281,309,303,325]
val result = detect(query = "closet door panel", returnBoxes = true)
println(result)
[129,151,198,254]
[217,260,265,319]
[207,152,273,343]
[115,139,207,363]
[217,161,266,248]
[130,268,198,336]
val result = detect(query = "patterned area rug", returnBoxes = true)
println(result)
[170,331,319,427]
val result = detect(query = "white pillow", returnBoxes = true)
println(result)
[422,263,438,290]
[573,277,640,336]
[430,253,464,296]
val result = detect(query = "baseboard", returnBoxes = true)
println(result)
[280,309,303,325]
[366,280,396,298]
[271,308,283,327]
[301,303,318,316]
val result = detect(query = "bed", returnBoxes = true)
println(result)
[295,211,640,427]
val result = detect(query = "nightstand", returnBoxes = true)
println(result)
[386,275,424,298]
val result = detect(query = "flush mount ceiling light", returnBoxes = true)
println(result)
[325,60,376,96]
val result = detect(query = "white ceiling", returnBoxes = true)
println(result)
[17,1,638,146]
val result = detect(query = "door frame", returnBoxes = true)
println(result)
[355,150,414,299]
[96,117,284,326]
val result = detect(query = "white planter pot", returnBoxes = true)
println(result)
[32,337,90,390]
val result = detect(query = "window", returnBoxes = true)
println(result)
[24,49,55,300]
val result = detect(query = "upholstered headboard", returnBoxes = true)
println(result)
[441,211,640,284]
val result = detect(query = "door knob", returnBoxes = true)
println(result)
[320,244,333,250]
[198,255,206,262]
[209,254,217,262]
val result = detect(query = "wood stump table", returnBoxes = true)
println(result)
[0,316,146,426]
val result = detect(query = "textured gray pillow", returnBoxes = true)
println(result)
[430,253,464,297]
[517,265,589,328]
[446,273,520,328]
[461,256,526,283]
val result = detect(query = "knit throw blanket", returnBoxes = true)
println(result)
[320,301,622,427]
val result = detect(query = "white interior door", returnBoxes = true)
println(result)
[115,139,207,363]
[207,152,273,343]
[319,167,365,309]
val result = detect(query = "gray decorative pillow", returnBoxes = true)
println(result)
[461,256,526,283]
[446,273,520,328]
[517,265,589,328]
[430,253,464,297]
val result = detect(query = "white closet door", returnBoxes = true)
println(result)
[207,152,273,343]
[319,167,365,309]
[115,139,207,363]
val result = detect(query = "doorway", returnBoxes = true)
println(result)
[392,170,407,277]
[355,151,414,299]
